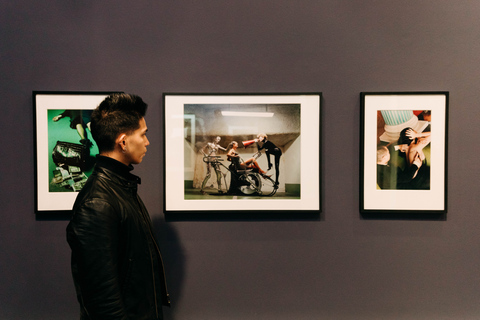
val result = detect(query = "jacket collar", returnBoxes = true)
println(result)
[95,155,141,185]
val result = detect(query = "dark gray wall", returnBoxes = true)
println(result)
[1,1,480,319]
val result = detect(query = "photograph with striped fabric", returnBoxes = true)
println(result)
[360,92,448,214]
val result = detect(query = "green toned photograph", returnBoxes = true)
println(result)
[34,92,114,212]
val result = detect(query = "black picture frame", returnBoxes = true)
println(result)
[360,92,448,214]
[33,91,118,213]
[163,93,322,214]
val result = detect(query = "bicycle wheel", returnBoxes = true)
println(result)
[262,175,278,196]
[238,172,262,195]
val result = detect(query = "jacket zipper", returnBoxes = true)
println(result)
[147,243,159,319]
[144,213,171,305]
[136,195,171,317]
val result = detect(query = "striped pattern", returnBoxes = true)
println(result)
[380,110,414,126]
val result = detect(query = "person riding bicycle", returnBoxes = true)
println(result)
[226,141,269,177]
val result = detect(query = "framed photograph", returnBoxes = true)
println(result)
[360,92,448,214]
[163,93,321,213]
[33,91,116,213]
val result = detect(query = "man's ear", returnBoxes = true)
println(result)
[116,133,127,149]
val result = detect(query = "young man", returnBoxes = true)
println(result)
[66,93,170,320]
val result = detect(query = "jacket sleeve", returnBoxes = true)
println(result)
[67,199,129,320]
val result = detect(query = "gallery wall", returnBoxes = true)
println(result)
[2,1,480,319]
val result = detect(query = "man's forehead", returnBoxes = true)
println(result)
[138,117,147,128]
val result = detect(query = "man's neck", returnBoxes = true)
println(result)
[96,155,139,182]
[100,150,130,166]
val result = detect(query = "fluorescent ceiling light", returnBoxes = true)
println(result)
[221,111,274,117]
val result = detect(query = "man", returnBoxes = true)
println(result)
[66,93,170,319]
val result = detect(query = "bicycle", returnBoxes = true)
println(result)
[214,151,278,196]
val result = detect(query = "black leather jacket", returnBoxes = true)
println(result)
[67,156,170,320]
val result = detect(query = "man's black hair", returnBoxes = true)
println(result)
[90,93,148,153]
